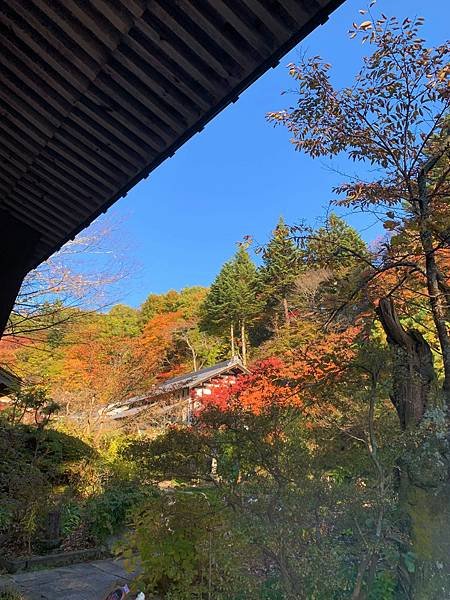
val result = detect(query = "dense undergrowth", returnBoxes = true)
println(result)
[0,387,402,599]
[0,416,151,557]
[116,402,402,600]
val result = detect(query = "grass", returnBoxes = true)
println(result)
[0,589,26,599]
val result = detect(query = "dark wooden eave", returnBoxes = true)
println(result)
[0,0,343,334]
[0,365,20,392]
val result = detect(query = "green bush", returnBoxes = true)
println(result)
[37,428,95,466]
[86,481,152,543]
[260,577,285,600]
[0,420,159,556]
[121,491,254,599]
[0,421,98,554]
[60,501,83,537]
[368,571,396,600]
[55,432,156,546]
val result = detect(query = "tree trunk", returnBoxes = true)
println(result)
[418,160,450,407]
[419,227,450,405]
[230,323,235,357]
[352,371,384,600]
[185,335,198,371]
[273,311,279,334]
[241,321,247,367]
[377,297,450,598]
[399,461,450,599]
[376,297,436,428]
[282,297,290,325]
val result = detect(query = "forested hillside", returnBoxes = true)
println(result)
[0,214,366,413]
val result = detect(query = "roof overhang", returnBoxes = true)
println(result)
[0,366,20,393]
[0,0,344,334]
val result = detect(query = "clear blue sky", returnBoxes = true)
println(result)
[90,0,449,308]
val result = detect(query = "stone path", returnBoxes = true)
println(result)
[0,558,134,600]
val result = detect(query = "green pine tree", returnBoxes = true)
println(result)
[200,245,260,365]
[260,217,303,326]
[302,214,369,326]
[304,213,367,272]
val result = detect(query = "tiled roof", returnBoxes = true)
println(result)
[101,356,248,419]
[157,356,249,393]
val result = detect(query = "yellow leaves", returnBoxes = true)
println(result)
[437,64,450,82]
[347,187,363,202]
[348,13,374,39]
[360,21,372,31]
[266,111,286,123]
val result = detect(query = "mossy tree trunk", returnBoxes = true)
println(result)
[400,457,450,599]
[377,297,450,599]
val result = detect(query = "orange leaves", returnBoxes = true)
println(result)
[283,326,360,387]
[200,326,360,419]
[199,357,299,415]
[0,337,24,367]
[57,319,115,392]
[136,310,188,378]
[140,311,186,349]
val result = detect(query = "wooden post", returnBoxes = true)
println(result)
[0,210,41,337]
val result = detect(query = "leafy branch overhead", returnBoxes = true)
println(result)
[268,14,449,205]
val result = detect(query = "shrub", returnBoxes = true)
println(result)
[0,421,155,555]
[121,491,255,599]
[0,442,51,553]
[86,482,152,543]
[0,421,98,554]
[60,501,83,537]
[369,572,396,600]
[260,577,285,600]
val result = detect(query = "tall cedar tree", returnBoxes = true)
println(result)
[304,213,368,273]
[261,217,302,326]
[201,246,260,365]
[301,214,369,325]
[269,13,450,598]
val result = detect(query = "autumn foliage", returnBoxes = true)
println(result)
[199,326,359,418]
